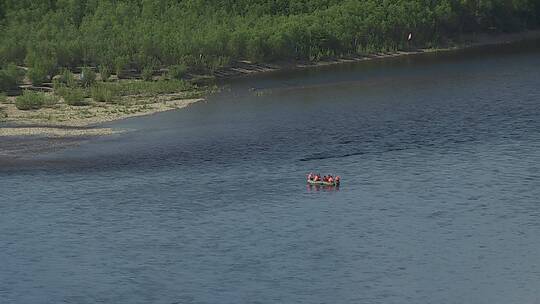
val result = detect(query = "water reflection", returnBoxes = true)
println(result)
[307,184,341,192]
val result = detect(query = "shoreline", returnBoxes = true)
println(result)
[0,95,203,137]
[2,30,539,138]
[0,97,202,160]
[212,29,540,79]
[3,30,540,128]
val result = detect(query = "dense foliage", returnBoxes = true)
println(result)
[0,0,538,77]
[0,63,23,91]
[15,91,47,110]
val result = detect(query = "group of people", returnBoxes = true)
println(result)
[307,173,340,185]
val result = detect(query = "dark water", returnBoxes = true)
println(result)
[2,42,540,304]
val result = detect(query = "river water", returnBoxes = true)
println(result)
[1,42,540,304]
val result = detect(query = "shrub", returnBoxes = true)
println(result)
[0,64,24,92]
[80,67,96,87]
[54,85,70,99]
[207,56,230,73]
[114,56,130,77]
[99,65,111,82]
[122,80,193,96]
[26,49,57,86]
[15,91,45,110]
[52,79,63,92]
[141,65,154,81]
[64,88,89,106]
[91,85,118,103]
[42,94,60,108]
[58,69,77,87]
[28,66,50,86]
[168,64,187,80]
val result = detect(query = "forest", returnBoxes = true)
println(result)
[1,0,539,88]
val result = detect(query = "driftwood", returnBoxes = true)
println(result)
[117,69,141,79]
[18,85,53,93]
[212,61,278,79]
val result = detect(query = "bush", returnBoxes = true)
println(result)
[57,69,77,87]
[141,65,154,81]
[91,85,118,103]
[15,91,45,110]
[114,56,129,77]
[0,64,24,92]
[54,85,70,99]
[80,67,96,87]
[99,65,111,82]
[26,49,57,86]
[63,88,89,106]
[42,94,60,108]
[168,64,187,80]
[28,66,49,86]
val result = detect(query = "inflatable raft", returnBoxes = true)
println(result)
[307,180,340,187]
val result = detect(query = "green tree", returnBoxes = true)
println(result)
[0,0,537,76]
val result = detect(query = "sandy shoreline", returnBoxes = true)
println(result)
[0,95,202,137]
[0,126,118,137]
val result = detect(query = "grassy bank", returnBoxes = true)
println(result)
[0,73,211,137]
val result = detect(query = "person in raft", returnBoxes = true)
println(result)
[307,173,321,182]
[307,173,340,184]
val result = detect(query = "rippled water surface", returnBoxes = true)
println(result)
[2,43,540,304]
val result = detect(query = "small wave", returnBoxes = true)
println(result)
[299,151,366,162]
[299,144,409,162]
